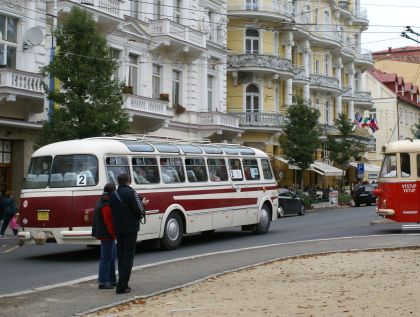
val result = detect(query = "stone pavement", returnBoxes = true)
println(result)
[0,234,419,317]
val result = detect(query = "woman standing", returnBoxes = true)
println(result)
[92,183,117,289]
[0,191,17,237]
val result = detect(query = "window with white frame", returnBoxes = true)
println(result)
[153,0,162,19]
[245,29,259,54]
[246,84,260,113]
[325,55,330,76]
[128,54,139,94]
[355,73,360,91]
[323,11,330,33]
[207,75,214,111]
[315,60,320,74]
[173,0,182,23]
[152,64,162,99]
[0,14,17,68]
[325,101,330,124]
[172,70,182,105]
[246,0,258,10]
[130,0,140,19]
[110,48,120,80]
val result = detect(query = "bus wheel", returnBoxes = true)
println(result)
[254,205,271,235]
[161,212,183,251]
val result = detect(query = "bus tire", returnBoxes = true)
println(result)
[161,212,183,251]
[254,204,271,235]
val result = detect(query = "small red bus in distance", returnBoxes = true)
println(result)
[18,136,278,250]
[374,139,420,223]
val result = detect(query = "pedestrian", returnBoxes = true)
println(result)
[91,183,117,290]
[110,173,148,294]
[0,191,18,237]
[0,191,3,228]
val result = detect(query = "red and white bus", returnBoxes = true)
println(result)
[374,139,420,223]
[18,136,278,249]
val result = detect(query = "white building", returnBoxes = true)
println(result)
[0,0,237,197]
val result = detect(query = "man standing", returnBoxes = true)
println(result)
[110,173,148,294]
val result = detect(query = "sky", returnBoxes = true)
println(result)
[361,0,420,53]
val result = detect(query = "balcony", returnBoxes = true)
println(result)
[292,65,308,83]
[197,112,242,140]
[149,19,206,58]
[309,74,341,95]
[228,54,293,80]
[355,50,374,70]
[0,68,44,100]
[227,0,293,22]
[354,7,369,25]
[0,0,24,14]
[337,0,352,18]
[123,95,172,133]
[54,0,123,28]
[341,85,354,100]
[354,91,374,110]
[230,112,283,131]
[310,25,341,47]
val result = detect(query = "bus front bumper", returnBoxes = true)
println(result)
[376,208,395,216]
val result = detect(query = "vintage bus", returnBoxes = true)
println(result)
[374,139,420,223]
[17,136,278,250]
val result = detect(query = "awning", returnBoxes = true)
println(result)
[274,157,301,170]
[309,161,344,177]
[349,162,381,173]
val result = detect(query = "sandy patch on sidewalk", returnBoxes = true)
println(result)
[86,248,420,317]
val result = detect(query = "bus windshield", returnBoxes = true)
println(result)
[379,154,397,178]
[23,155,98,189]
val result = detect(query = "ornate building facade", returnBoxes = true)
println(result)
[226,0,374,185]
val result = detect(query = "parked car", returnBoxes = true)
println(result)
[278,188,306,217]
[352,184,377,207]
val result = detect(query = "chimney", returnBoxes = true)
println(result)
[388,47,392,52]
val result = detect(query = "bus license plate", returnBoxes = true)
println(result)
[37,211,49,221]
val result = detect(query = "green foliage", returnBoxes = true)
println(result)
[338,192,351,205]
[413,120,420,139]
[280,96,321,172]
[297,193,314,208]
[37,7,129,148]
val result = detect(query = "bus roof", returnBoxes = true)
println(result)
[32,138,269,158]
[384,139,420,153]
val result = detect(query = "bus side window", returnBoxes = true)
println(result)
[243,159,260,180]
[417,154,420,177]
[132,157,160,184]
[261,159,274,180]
[106,156,130,185]
[207,158,228,181]
[229,158,243,181]
[400,153,411,177]
[160,157,185,183]
[185,158,208,182]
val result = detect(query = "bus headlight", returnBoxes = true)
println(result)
[22,218,28,225]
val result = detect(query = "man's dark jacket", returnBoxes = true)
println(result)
[110,185,143,234]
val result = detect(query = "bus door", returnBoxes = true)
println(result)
[228,158,247,227]
[396,153,419,222]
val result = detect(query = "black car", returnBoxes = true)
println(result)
[278,189,306,217]
[352,184,377,207]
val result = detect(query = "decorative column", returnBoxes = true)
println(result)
[348,63,355,120]
[335,56,343,118]
[284,32,294,106]
[349,100,355,120]
[302,40,310,102]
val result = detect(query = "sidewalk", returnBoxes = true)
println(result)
[1,235,419,316]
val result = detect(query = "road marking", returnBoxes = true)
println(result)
[3,245,20,253]
[1,233,420,299]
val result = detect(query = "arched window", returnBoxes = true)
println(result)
[325,101,330,124]
[324,11,330,33]
[246,84,260,113]
[245,29,259,54]
[355,72,360,91]
[315,60,320,74]
[246,0,258,10]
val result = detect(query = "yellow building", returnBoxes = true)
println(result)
[226,0,373,187]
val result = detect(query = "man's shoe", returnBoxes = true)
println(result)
[98,284,115,290]
[116,288,131,294]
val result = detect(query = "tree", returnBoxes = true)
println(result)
[327,113,366,191]
[37,7,129,148]
[280,96,321,190]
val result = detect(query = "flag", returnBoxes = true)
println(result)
[354,113,362,127]
[370,117,379,133]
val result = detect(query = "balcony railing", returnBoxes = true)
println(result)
[338,0,350,11]
[312,25,341,43]
[342,85,353,98]
[0,0,24,12]
[227,0,293,18]
[0,68,44,95]
[228,54,292,73]
[354,91,372,103]
[309,74,340,91]
[73,0,121,17]
[356,50,373,63]
[230,112,283,128]
[293,65,307,81]
[355,7,368,20]
[198,112,239,129]
[124,95,170,117]
[150,19,206,48]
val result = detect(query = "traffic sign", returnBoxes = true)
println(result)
[357,163,364,173]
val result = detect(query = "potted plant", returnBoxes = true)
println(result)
[159,93,169,101]
[174,104,186,115]
[122,85,133,94]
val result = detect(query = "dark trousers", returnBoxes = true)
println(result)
[116,232,137,290]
